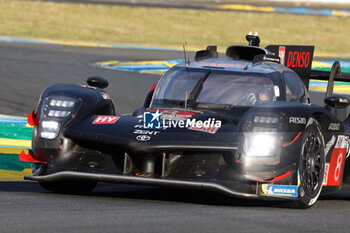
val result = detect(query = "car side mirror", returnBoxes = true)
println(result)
[324,94,350,109]
[87,76,109,89]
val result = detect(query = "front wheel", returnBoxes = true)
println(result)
[295,118,325,209]
[39,180,98,194]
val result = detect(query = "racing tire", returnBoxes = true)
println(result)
[39,180,98,194]
[294,118,325,209]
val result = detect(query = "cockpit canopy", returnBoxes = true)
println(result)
[151,67,279,108]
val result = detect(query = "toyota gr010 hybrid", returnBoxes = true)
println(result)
[21,34,350,208]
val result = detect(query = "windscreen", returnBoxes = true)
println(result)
[151,67,276,108]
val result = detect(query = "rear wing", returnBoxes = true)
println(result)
[265,45,314,89]
[266,45,350,96]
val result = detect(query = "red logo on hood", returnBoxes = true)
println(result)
[93,116,120,124]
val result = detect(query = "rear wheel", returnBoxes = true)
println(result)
[295,118,325,208]
[39,180,97,194]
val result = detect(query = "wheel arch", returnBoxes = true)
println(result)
[309,112,329,135]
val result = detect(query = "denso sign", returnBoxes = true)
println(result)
[285,51,311,68]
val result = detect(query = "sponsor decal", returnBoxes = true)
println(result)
[148,109,197,120]
[136,173,152,177]
[328,123,340,131]
[163,117,221,129]
[188,125,220,134]
[187,119,221,134]
[192,61,244,69]
[253,54,280,64]
[136,135,151,141]
[265,45,314,83]
[101,92,110,100]
[143,110,162,129]
[143,110,221,133]
[262,55,280,63]
[323,163,330,186]
[335,135,347,149]
[324,135,347,186]
[325,135,336,155]
[278,46,286,65]
[286,51,311,68]
[327,152,345,186]
[133,129,160,135]
[289,117,306,124]
[262,184,298,197]
[93,116,120,124]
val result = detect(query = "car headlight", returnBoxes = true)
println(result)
[39,96,77,139]
[41,120,59,130]
[242,113,282,156]
[244,133,277,156]
[40,120,61,139]
[48,110,71,117]
[253,116,279,124]
[42,97,77,119]
[49,99,75,108]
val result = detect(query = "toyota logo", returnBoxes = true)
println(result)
[136,135,151,141]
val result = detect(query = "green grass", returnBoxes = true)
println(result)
[0,0,349,53]
[0,123,32,140]
[0,154,30,172]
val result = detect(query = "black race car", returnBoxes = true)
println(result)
[20,34,350,208]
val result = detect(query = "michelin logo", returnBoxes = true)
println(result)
[262,184,298,197]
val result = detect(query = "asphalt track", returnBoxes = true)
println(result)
[0,182,350,233]
[0,42,176,116]
[1,42,350,233]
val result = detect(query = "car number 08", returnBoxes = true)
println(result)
[334,153,343,182]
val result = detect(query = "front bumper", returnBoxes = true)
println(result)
[25,171,298,200]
